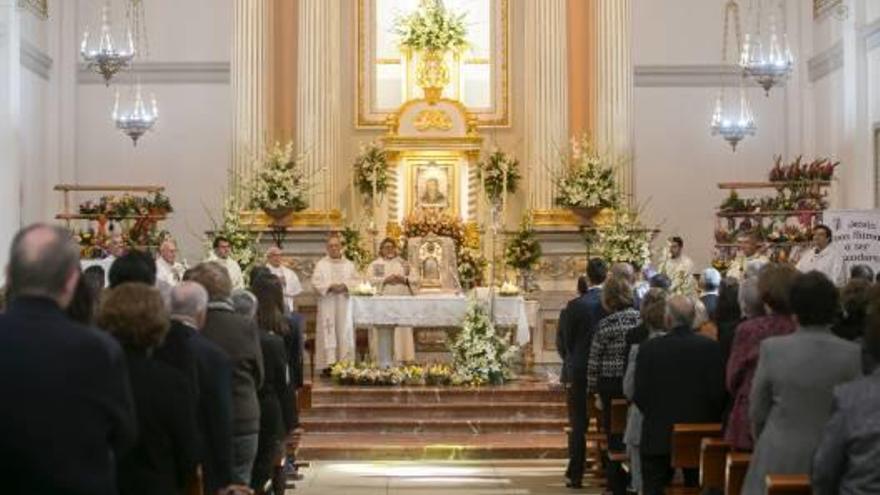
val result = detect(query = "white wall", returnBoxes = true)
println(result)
[70,0,232,262]
[632,0,795,270]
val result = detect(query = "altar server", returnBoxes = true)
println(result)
[311,234,359,371]
[796,224,845,286]
[265,246,303,312]
[367,238,416,363]
[206,236,245,290]
[156,239,185,286]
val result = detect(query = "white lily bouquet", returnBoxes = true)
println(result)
[498,281,520,296]
[595,209,654,269]
[393,0,468,53]
[555,135,620,210]
[351,281,377,296]
[248,141,309,214]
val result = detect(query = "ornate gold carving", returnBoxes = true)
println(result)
[413,109,453,132]
[240,209,344,228]
[532,209,583,227]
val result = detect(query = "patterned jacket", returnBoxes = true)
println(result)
[587,308,642,394]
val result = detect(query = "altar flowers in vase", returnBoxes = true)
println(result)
[554,134,620,212]
[450,300,518,386]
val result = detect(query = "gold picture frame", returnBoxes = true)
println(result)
[405,156,459,216]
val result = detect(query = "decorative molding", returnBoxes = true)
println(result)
[634,64,745,88]
[77,61,231,85]
[813,0,843,21]
[20,39,51,80]
[17,0,48,19]
[807,41,844,83]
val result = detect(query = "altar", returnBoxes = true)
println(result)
[349,293,531,367]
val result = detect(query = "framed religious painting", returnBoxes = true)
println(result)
[410,160,457,213]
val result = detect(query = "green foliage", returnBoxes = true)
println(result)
[450,300,518,385]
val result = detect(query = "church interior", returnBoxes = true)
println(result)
[4,0,880,494]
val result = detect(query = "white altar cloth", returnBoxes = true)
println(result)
[348,294,531,345]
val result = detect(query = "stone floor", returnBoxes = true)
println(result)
[285,460,603,494]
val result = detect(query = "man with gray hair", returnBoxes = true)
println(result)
[0,223,137,494]
[634,295,726,494]
[231,289,258,320]
[157,281,237,495]
[700,268,722,318]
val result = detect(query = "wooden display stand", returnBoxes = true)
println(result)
[714,180,832,264]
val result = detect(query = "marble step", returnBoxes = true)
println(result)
[311,385,565,405]
[301,417,569,434]
[295,432,568,461]
[302,402,568,420]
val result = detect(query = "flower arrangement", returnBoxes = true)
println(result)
[341,226,371,271]
[593,209,653,269]
[769,155,839,182]
[555,135,620,210]
[403,209,466,246]
[207,196,260,273]
[450,300,518,385]
[329,361,454,387]
[504,213,542,272]
[457,248,487,290]
[479,149,520,205]
[353,142,390,202]
[498,281,520,296]
[78,192,173,219]
[393,0,468,53]
[351,281,377,297]
[247,141,309,214]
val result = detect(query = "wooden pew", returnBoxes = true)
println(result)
[725,452,751,495]
[699,438,731,493]
[672,423,723,470]
[765,474,810,495]
[607,398,629,464]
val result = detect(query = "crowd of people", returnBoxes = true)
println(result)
[558,224,880,494]
[0,224,305,495]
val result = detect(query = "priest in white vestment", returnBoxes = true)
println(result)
[205,236,245,289]
[265,246,303,312]
[155,239,185,286]
[727,232,769,280]
[311,235,359,371]
[367,238,416,363]
[659,236,696,294]
[796,225,844,286]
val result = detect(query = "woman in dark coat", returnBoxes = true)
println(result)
[250,275,296,494]
[97,283,198,495]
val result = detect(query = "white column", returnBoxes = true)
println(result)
[524,0,569,211]
[296,0,341,211]
[595,0,634,203]
[231,0,271,199]
[0,1,21,277]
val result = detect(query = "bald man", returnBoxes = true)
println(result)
[265,246,302,312]
[633,295,725,493]
[156,239,185,286]
[0,224,137,494]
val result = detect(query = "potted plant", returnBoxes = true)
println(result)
[248,141,308,224]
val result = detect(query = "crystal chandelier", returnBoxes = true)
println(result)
[112,0,158,145]
[740,0,794,95]
[710,1,756,152]
[80,0,134,86]
[112,83,158,145]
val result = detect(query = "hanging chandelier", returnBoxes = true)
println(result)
[112,0,158,145]
[710,0,756,152]
[80,0,134,86]
[112,83,158,145]
[740,0,794,95]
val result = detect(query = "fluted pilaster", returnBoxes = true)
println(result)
[231,0,271,198]
[596,0,634,203]
[524,0,569,211]
[296,0,341,211]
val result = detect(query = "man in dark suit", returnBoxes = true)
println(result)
[164,281,236,495]
[184,262,264,486]
[0,224,137,495]
[634,295,726,495]
[560,259,608,489]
